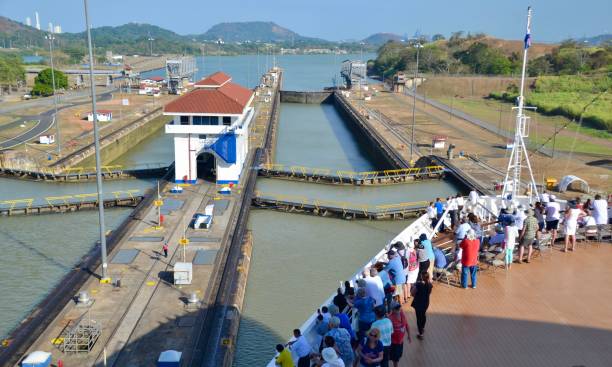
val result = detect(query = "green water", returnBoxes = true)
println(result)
[0,209,132,337]
[235,211,407,365]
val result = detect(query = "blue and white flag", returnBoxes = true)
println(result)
[524,32,532,49]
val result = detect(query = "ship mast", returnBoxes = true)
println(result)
[501,6,539,203]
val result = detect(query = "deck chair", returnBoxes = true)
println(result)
[434,260,459,286]
[583,225,599,245]
[533,233,553,259]
[482,251,505,272]
[599,224,611,242]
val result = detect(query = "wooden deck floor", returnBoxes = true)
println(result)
[400,243,612,367]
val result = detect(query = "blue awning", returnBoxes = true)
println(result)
[209,132,236,164]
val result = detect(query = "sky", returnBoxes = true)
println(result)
[1,0,610,42]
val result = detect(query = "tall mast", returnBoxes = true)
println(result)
[501,6,539,203]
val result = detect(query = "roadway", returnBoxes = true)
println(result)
[0,89,114,150]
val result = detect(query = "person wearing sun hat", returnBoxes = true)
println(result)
[321,346,345,367]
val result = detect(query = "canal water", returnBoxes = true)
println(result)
[0,209,132,337]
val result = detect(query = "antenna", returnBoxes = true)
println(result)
[501,6,540,202]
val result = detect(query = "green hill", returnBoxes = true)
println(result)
[362,33,404,45]
[196,21,322,43]
[61,22,201,55]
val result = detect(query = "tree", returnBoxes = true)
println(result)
[528,56,553,76]
[31,83,54,96]
[454,42,513,75]
[32,68,68,96]
[34,68,68,90]
[432,34,446,42]
[0,53,26,93]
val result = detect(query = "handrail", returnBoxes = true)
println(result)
[254,192,429,215]
[258,164,444,180]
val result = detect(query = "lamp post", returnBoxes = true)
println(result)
[45,33,60,156]
[410,42,422,164]
[148,33,155,56]
[83,0,110,282]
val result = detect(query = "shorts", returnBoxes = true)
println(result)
[393,284,403,296]
[519,237,534,248]
[390,343,404,362]
[538,222,545,231]
[546,220,559,231]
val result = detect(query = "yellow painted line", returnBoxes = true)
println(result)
[51,337,64,345]
[146,281,156,286]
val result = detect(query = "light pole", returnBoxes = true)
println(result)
[46,33,61,156]
[84,0,110,283]
[410,42,422,164]
[148,33,155,56]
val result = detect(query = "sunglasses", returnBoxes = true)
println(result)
[368,333,378,337]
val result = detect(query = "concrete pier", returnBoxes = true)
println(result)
[0,70,282,367]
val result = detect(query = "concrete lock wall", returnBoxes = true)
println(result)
[279,90,333,104]
[77,113,171,168]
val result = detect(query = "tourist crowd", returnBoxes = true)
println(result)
[274,190,610,367]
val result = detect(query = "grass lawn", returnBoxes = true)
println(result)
[434,96,612,156]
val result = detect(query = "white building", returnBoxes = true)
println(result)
[87,110,113,122]
[163,71,255,184]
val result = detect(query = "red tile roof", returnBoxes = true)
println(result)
[194,71,232,87]
[164,82,253,115]
[150,76,165,81]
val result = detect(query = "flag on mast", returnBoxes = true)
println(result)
[524,7,532,49]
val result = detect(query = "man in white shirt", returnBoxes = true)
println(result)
[469,189,479,203]
[427,202,437,229]
[455,218,472,244]
[289,328,313,367]
[456,194,465,211]
[364,268,385,307]
[545,195,561,245]
[540,191,550,203]
[592,194,609,226]
[448,196,459,229]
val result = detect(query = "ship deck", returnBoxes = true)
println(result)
[399,242,612,367]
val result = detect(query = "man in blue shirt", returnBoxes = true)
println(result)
[434,198,445,231]
[433,247,447,269]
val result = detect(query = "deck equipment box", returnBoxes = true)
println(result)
[157,350,182,367]
[173,262,193,285]
[22,351,51,367]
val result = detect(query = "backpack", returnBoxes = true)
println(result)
[408,251,418,271]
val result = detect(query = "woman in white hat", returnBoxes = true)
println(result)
[321,347,345,367]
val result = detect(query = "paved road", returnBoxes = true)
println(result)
[0,90,114,150]
[0,87,114,115]
[403,89,558,157]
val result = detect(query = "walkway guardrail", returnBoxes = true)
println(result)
[0,189,143,215]
[252,191,429,219]
[0,162,170,182]
[257,164,445,185]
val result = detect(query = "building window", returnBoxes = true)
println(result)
[193,116,220,125]
[223,116,231,126]
[180,116,189,125]
[193,116,203,125]
[198,134,207,140]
